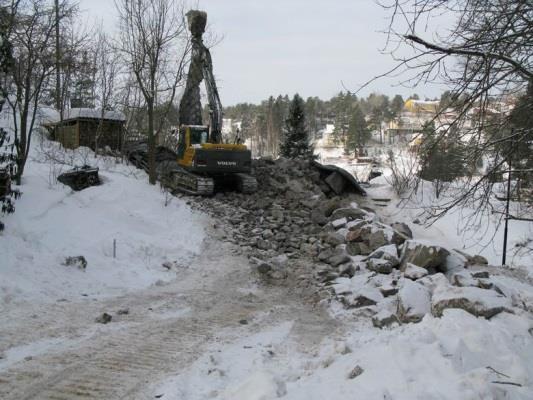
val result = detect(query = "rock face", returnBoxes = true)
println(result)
[432,286,511,319]
[400,241,450,273]
[397,279,431,323]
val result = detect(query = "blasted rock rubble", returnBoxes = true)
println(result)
[186,158,523,327]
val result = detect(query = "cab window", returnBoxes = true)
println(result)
[191,130,208,145]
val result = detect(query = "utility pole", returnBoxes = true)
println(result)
[502,153,512,266]
[55,0,62,121]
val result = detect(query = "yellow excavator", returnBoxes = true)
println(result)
[163,10,257,195]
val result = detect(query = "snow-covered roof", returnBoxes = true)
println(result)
[63,108,126,122]
[38,107,60,124]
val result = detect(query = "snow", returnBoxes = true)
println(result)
[1,122,533,398]
[0,137,207,303]
[63,108,126,121]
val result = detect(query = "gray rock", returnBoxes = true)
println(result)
[325,232,346,246]
[397,279,431,323]
[257,261,272,274]
[346,220,367,231]
[262,229,274,239]
[347,365,364,379]
[338,262,356,277]
[400,241,450,273]
[325,172,346,195]
[346,225,371,242]
[311,209,328,225]
[368,229,388,251]
[391,222,413,239]
[95,313,112,324]
[318,249,334,261]
[432,286,512,319]
[63,256,87,270]
[256,239,271,251]
[372,310,399,328]
[330,207,368,221]
[403,263,428,280]
[471,271,490,279]
[331,217,348,229]
[342,287,383,308]
[346,242,371,256]
[367,258,394,274]
[327,253,351,267]
[366,244,400,267]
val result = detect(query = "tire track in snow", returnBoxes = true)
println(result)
[0,238,338,399]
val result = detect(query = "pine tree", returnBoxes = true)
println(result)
[345,104,370,156]
[418,122,467,198]
[280,94,314,159]
[0,28,21,230]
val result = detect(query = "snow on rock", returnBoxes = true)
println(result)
[403,263,429,280]
[417,273,451,294]
[432,285,512,319]
[400,240,450,273]
[397,278,431,323]
[372,309,399,329]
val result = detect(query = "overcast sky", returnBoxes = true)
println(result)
[79,0,449,105]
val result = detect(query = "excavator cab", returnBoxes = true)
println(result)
[176,125,252,174]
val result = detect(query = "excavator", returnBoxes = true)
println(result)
[162,10,257,195]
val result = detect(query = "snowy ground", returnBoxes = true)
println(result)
[0,139,207,303]
[0,137,532,399]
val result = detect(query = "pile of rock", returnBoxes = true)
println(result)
[187,157,517,325]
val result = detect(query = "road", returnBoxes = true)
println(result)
[0,234,339,399]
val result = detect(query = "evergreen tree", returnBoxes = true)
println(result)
[0,26,21,229]
[345,104,370,156]
[391,94,404,119]
[506,80,533,191]
[280,94,314,159]
[418,122,468,198]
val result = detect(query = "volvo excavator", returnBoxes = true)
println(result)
[162,10,257,195]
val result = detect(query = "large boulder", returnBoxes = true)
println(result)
[330,207,368,221]
[400,240,450,273]
[403,263,428,280]
[397,279,431,323]
[346,242,371,256]
[390,222,413,239]
[367,258,394,274]
[432,286,512,319]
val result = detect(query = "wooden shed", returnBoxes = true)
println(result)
[53,108,126,151]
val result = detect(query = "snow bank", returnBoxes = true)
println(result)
[0,141,207,303]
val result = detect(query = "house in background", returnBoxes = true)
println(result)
[49,108,126,151]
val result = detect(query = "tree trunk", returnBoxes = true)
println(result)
[55,0,62,121]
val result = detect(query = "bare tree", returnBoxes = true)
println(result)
[3,0,75,184]
[93,25,119,156]
[115,0,189,184]
[373,0,533,226]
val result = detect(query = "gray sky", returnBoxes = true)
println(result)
[79,0,448,105]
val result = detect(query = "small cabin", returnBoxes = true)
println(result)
[52,108,126,151]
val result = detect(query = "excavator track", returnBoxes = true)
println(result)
[163,165,214,196]
[235,173,258,194]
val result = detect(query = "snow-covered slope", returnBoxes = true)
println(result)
[0,139,207,303]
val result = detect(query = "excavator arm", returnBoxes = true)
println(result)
[179,10,223,144]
